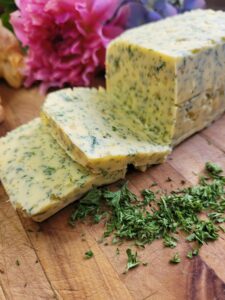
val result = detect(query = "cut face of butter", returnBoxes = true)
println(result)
[0,119,125,222]
[174,89,225,145]
[41,88,170,173]
[106,9,225,146]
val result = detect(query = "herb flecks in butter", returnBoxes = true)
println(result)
[107,10,225,147]
[0,119,125,222]
[42,88,170,173]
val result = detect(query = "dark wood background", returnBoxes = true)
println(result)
[207,0,224,10]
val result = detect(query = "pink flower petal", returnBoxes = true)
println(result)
[11,0,127,92]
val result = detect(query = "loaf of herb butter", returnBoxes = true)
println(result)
[174,89,225,145]
[106,9,225,146]
[0,119,125,221]
[41,88,170,174]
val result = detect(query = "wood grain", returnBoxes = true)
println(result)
[1,81,225,300]
[0,185,56,299]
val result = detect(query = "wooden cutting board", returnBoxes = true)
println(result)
[1,82,225,300]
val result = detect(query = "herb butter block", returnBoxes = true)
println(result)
[174,89,225,145]
[0,119,125,221]
[106,9,225,146]
[41,88,170,173]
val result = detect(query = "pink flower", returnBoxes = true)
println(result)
[11,0,126,92]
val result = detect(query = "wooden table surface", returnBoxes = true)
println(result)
[1,2,225,299]
[2,86,225,300]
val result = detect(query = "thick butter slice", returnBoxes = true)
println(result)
[41,88,170,173]
[106,9,225,146]
[0,119,125,221]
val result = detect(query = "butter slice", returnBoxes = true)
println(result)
[0,119,125,221]
[41,88,170,173]
[106,9,225,146]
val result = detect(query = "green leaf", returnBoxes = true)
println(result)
[219,225,225,233]
[187,248,199,259]
[135,240,145,248]
[1,11,12,31]
[68,162,225,270]
[206,162,223,177]
[208,212,225,223]
[103,189,121,208]
[125,248,140,272]
[169,253,181,264]
[163,235,178,248]
[84,250,94,259]
[69,187,102,226]
[142,189,155,205]
[0,0,17,31]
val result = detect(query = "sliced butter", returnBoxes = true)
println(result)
[0,119,125,221]
[41,88,170,174]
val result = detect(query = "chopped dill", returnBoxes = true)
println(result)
[70,162,225,271]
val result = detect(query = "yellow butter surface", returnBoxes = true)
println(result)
[106,9,225,145]
[0,119,125,221]
[42,88,170,173]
